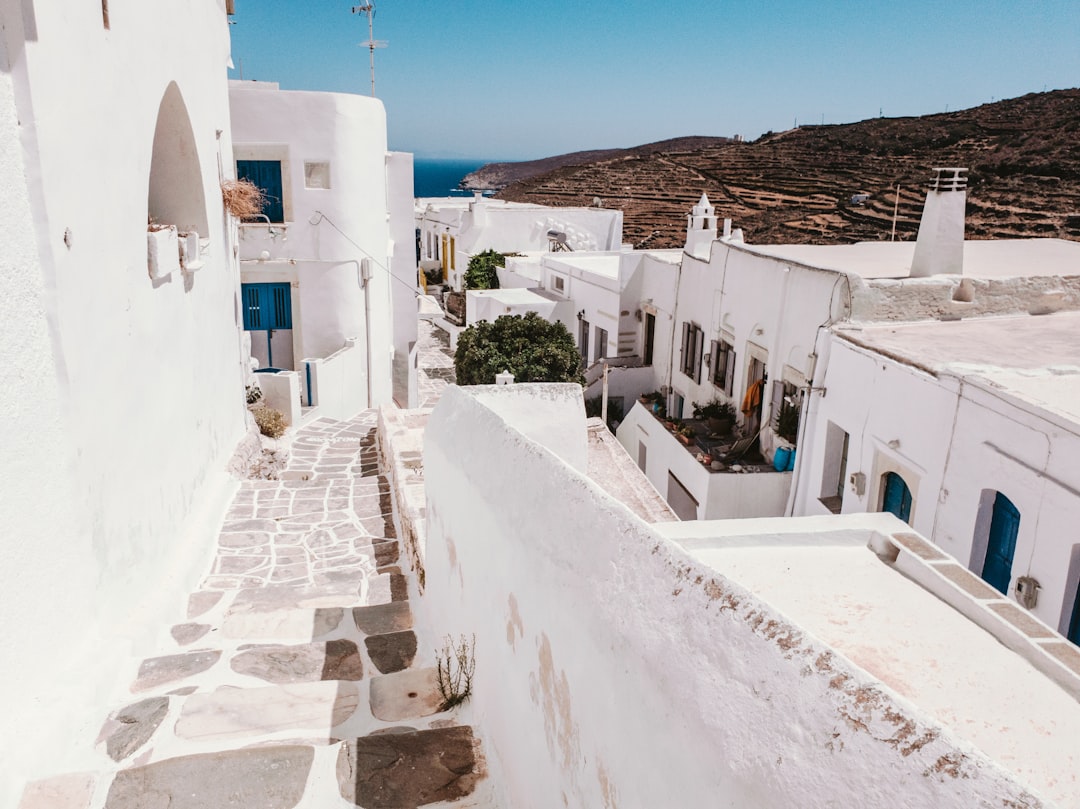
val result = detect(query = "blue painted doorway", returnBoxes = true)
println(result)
[881,472,912,523]
[981,492,1020,595]
[242,283,293,370]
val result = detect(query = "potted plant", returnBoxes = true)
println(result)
[693,398,736,435]
[677,424,695,445]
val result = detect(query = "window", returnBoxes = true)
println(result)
[818,422,849,513]
[553,275,566,293]
[303,161,331,189]
[579,318,590,365]
[236,159,285,223]
[643,312,656,365]
[771,380,802,442]
[637,441,647,472]
[680,322,703,382]
[594,328,608,362]
[710,338,736,395]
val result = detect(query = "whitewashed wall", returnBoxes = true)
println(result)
[0,2,245,799]
[797,332,1080,633]
[421,384,1043,809]
[618,402,791,520]
[230,82,393,406]
[386,151,419,407]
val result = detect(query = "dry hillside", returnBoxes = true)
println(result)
[486,90,1080,249]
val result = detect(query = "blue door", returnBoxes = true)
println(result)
[981,492,1020,595]
[881,472,912,523]
[236,159,284,223]
[242,283,293,370]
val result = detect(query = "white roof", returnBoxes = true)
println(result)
[836,310,1080,423]
[545,254,622,280]
[742,238,1080,280]
[656,513,1080,805]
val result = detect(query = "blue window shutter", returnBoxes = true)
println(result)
[241,283,291,331]
[236,159,285,223]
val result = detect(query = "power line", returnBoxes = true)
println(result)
[310,210,423,299]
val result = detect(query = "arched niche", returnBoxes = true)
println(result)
[147,81,208,236]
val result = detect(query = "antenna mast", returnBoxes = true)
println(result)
[351,3,387,97]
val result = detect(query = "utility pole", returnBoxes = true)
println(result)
[352,3,387,97]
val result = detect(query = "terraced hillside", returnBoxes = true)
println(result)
[492,90,1080,249]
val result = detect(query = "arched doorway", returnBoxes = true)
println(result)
[881,471,912,523]
[981,492,1020,595]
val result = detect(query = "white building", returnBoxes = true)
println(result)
[794,310,1080,641]
[0,1,247,798]
[416,194,624,291]
[230,80,411,419]
[398,382,1080,807]
[619,181,1080,522]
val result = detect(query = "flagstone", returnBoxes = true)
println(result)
[99,696,170,761]
[18,773,95,809]
[175,682,360,741]
[104,746,314,809]
[336,726,477,808]
[352,602,412,636]
[187,591,223,619]
[231,640,364,684]
[171,623,211,646]
[132,650,221,692]
[365,630,417,674]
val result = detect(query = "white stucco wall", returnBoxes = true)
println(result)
[0,2,246,799]
[421,385,1048,808]
[797,331,1080,634]
[386,150,419,408]
[230,81,393,407]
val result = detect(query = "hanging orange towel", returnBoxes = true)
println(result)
[741,378,764,416]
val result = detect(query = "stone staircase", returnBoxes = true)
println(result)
[21,412,492,809]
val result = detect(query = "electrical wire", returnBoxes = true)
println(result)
[310,210,424,299]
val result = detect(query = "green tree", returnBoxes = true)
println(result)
[454,312,583,386]
[463,249,504,290]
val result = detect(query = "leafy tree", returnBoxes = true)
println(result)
[463,249,504,290]
[454,312,583,386]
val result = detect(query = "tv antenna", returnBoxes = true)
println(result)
[352,3,387,97]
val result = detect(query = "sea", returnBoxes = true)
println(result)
[413,158,492,198]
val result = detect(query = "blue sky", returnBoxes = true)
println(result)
[227,1,1080,161]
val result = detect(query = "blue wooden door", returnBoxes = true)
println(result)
[981,492,1020,595]
[881,472,912,523]
[236,159,284,223]
[242,283,293,370]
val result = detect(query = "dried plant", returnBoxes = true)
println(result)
[252,404,286,439]
[221,178,265,219]
[435,634,476,711]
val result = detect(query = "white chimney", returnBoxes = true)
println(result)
[910,167,967,277]
[685,193,718,259]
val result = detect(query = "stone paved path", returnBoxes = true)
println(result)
[417,320,455,409]
[21,412,490,809]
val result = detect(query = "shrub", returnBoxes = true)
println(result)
[463,249,505,290]
[252,405,287,438]
[221,178,265,220]
[435,634,476,711]
[692,398,735,421]
[454,312,582,386]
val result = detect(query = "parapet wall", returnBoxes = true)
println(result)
[851,273,1080,322]
[421,384,1044,808]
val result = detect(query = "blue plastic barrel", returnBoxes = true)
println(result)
[773,446,791,472]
